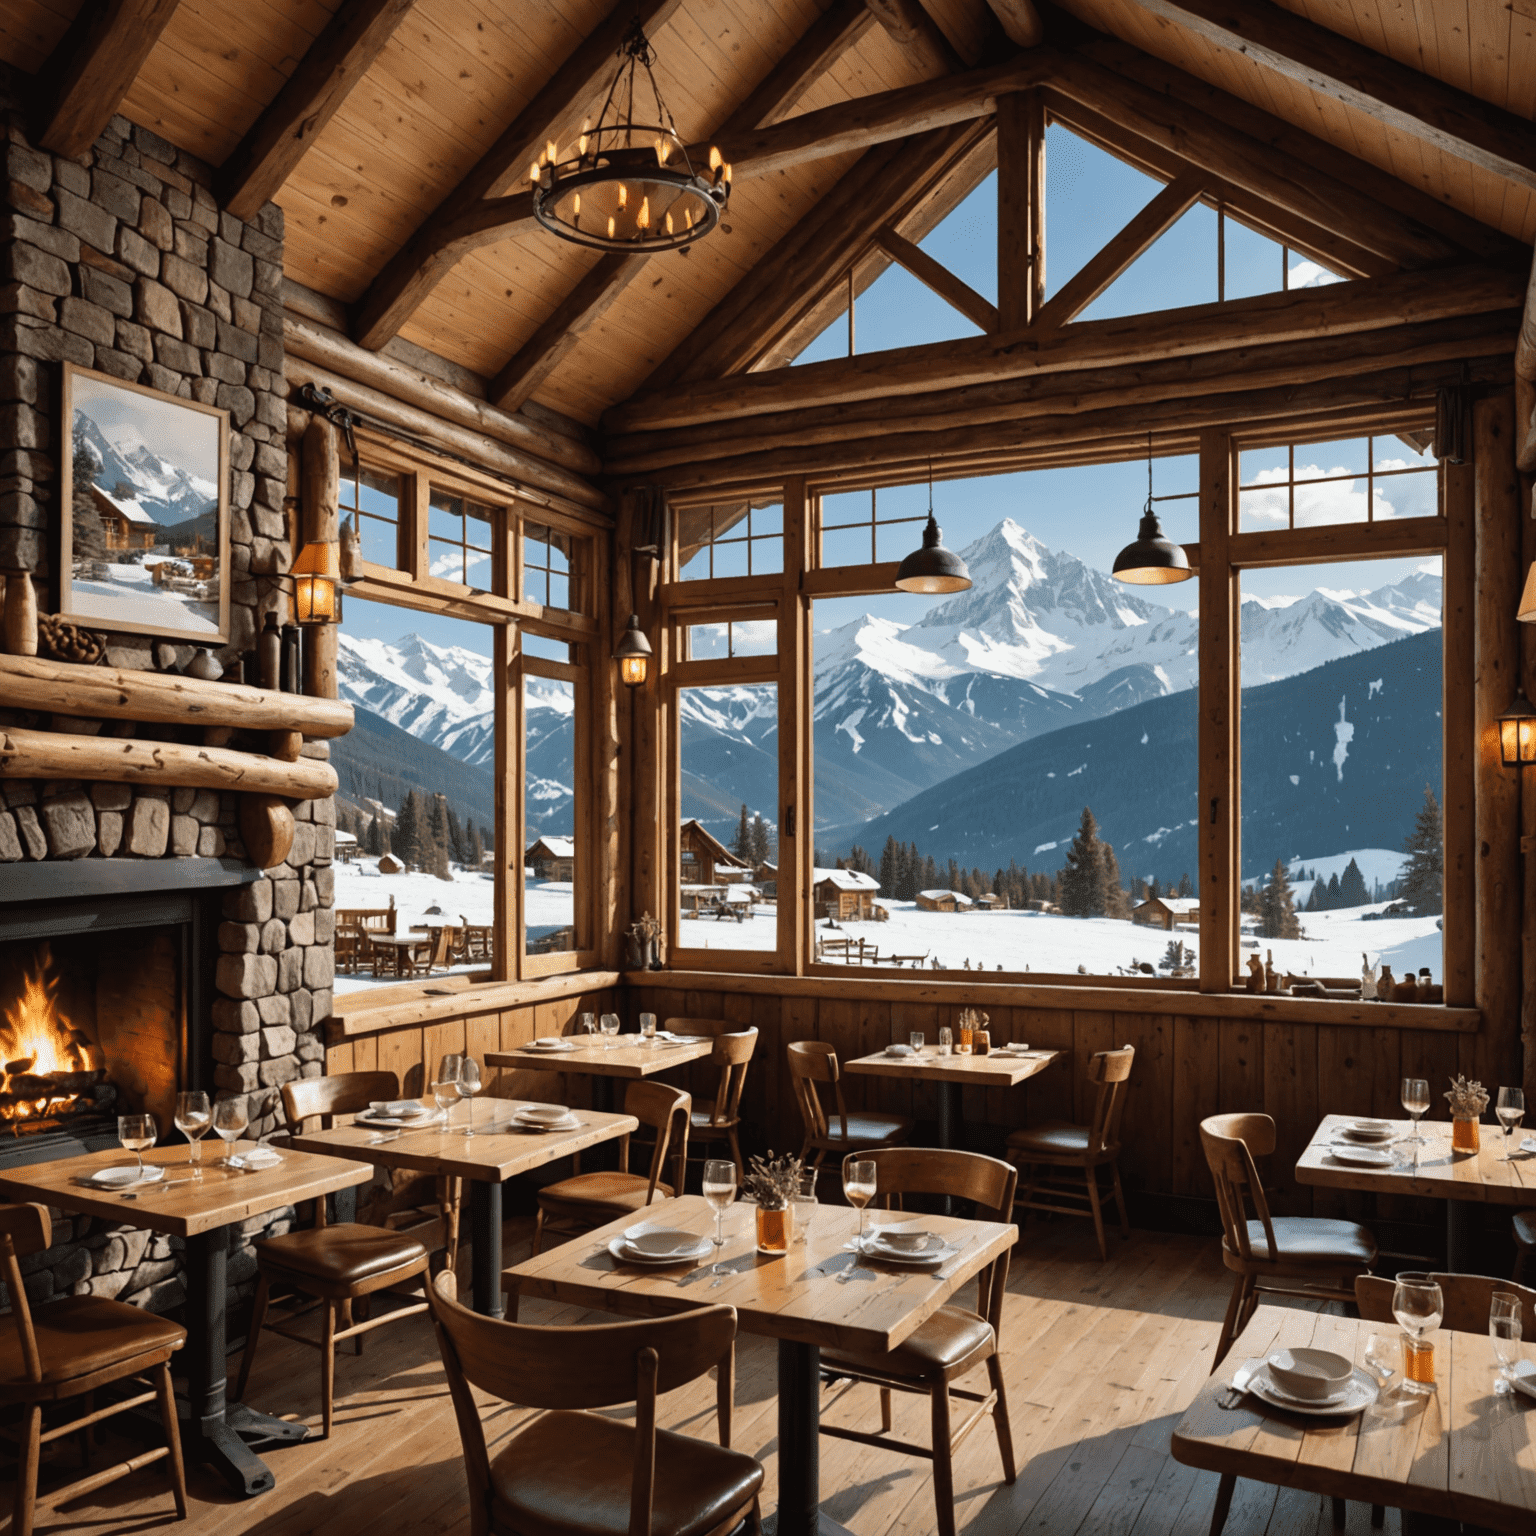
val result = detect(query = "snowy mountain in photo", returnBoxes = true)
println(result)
[71,411,218,528]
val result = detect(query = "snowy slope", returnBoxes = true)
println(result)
[72,413,218,528]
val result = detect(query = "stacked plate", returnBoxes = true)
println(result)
[859,1227,958,1267]
[358,1102,444,1129]
[511,1104,579,1133]
[884,1043,916,1057]
[228,1147,282,1171]
[526,1037,576,1053]
[1245,1351,1378,1416]
[1328,1118,1398,1166]
[84,1164,165,1190]
[609,1221,712,1266]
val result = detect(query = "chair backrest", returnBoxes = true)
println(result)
[846,1148,1017,1336]
[1086,1045,1135,1153]
[1356,1272,1536,1336]
[1200,1112,1277,1266]
[621,1080,691,1201]
[283,1071,401,1132]
[703,1029,757,1127]
[431,925,454,966]
[428,1272,738,1536]
[0,1204,52,1383]
[787,1040,848,1142]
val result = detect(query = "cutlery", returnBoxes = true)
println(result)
[1219,1360,1261,1409]
[120,1178,197,1200]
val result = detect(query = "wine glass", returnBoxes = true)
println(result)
[1490,1291,1522,1393]
[579,1012,595,1039]
[174,1091,211,1179]
[118,1113,156,1181]
[844,1158,877,1252]
[1393,1275,1443,1394]
[1400,1077,1430,1146]
[640,1013,657,1045]
[791,1170,818,1245]
[909,1032,924,1052]
[457,1058,482,1137]
[433,1070,462,1130]
[1496,1087,1525,1160]
[600,1012,620,1048]
[211,1099,248,1166]
[702,1158,737,1275]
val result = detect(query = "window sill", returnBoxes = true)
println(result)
[326,968,621,1038]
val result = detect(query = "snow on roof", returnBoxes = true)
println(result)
[814,867,879,891]
[334,830,358,845]
[1137,896,1199,914]
[527,836,574,858]
[93,486,157,524]
[919,888,974,904]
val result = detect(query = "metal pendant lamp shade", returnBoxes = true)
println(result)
[895,513,972,594]
[1112,509,1192,586]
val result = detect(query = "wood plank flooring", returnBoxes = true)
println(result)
[7,1221,1402,1536]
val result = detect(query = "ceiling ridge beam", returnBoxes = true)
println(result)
[604,262,1526,433]
[984,0,1043,48]
[1130,0,1536,192]
[1033,169,1207,330]
[872,226,998,331]
[865,0,966,74]
[217,0,419,220]
[37,0,182,160]
[351,0,681,350]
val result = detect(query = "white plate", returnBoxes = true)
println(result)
[868,1228,942,1256]
[369,1100,431,1119]
[624,1225,705,1258]
[357,1108,445,1129]
[1510,1360,1536,1401]
[511,1111,579,1133]
[516,1104,572,1124]
[1247,1366,1377,1417]
[228,1149,282,1171]
[1326,1144,1397,1167]
[526,1039,576,1053]
[607,1234,712,1266]
[857,1238,958,1268]
[85,1164,166,1190]
[1340,1125,1396,1143]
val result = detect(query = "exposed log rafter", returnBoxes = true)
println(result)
[217,0,419,220]
[984,0,1043,48]
[865,0,965,73]
[872,226,998,331]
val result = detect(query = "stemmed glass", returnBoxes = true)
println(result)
[702,1158,737,1275]
[211,1099,248,1166]
[1496,1087,1525,1160]
[1400,1077,1430,1146]
[791,1170,818,1245]
[579,1012,596,1039]
[844,1159,877,1253]
[457,1058,482,1137]
[1392,1275,1444,1394]
[174,1091,211,1179]
[1362,1334,1398,1390]
[118,1114,156,1182]
[599,1012,620,1048]
[434,1055,463,1131]
[1490,1291,1522,1393]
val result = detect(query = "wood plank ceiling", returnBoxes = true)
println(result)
[1,0,1532,429]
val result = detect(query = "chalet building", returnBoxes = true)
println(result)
[974,892,1006,910]
[3,3,1533,1532]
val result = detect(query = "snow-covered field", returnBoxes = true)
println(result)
[72,560,220,634]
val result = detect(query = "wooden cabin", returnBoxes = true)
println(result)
[6,3,1536,1534]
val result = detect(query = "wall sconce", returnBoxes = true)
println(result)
[290,540,339,625]
[1498,688,1536,767]
[614,613,652,687]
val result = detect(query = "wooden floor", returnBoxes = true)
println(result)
[7,1221,1402,1536]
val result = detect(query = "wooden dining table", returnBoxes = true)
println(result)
[287,1095,638,1318]
[1171,1303,1536,1535]
[0,1140,373,1498]
[1295,1114,1536,1270]
[505,1192,1016,1536]
[486,1031,715,1113]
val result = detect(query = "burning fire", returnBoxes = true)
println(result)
[1,945,100,1123]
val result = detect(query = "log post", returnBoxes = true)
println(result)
[301,416,341,700]
[1472,391,1522,1091]
[1442,451,1476,1008]
[779,477,810,975]
[996,90,1044,331]
[1523,446,1536,1106]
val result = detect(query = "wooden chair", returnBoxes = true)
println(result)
[401,924,455,978]
[819,1149,1018,1536]
[427,1271,762,1536]
[786,1040,911,1172]
[532,1081,690,1255]
[460,916,493,962]
[667,1018,758,1178]
[334,916,363,975]
[1356,1271,1536,1335]
[1514,1210,1535,1283]
[236,1073,438,1438]
[0,1202,187,1536]
[1200,1112,1377,1367]
[1006,1044,1136,1261]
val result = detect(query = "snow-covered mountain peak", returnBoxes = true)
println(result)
[339,632,492,720]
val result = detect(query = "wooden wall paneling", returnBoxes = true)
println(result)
[351,1032,379,1074]
[890,1000,941,1123]
[422,1016,468,1094]
[1260,1022,1318,1215]
[326,1039,355,1076]
[536,998,584,1108]
[744,991,784,1152]
[1525,456,1536,1108]
[1217,1018,1263,1116]
[818,998,866,1109]
[465,1011,501,1093]
[1441,449,1476,1009]
[1114,1011,1173,1198]
[1170,1015,1221,1199]
[1019,1006,1076,1125]
[1071,1010,1116,1127]
[375,1025,424,1099]
[1472,392,1523,1091]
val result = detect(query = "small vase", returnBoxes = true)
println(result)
[756,1204,793,1255]
[1451,1115,1480,1154]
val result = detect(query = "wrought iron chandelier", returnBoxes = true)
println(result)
[530,17,731,253]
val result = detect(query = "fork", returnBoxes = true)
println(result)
[1219,1361,1260,1409]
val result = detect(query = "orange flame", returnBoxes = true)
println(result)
[1,946,90,1121]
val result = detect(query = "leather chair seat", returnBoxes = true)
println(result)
[489,1407,763,1536]
[255,1222,429,1286]
[539,1172,675,1216]
[1227,1216,1377,1268]
[690,1109,737,1132]
[1006,1121,1091,1157]
[824,1305,993,1382]
[819,1112,912,1149]
[0,1296,184,1385]
[1514,1210,1536,1249]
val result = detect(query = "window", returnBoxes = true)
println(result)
[428,489,493,587]
[522,522,570,609]
[524,665,578,959]
[678,501,783,580]
[686,619,776,660]
[819,483,930,568]
[1239,436,1440,531]
[342,464,402,570]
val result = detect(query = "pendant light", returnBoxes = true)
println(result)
[894,467,971,594]
[613,613,653,687]
[1112,435,1192,586]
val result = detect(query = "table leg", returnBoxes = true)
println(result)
[764,1339,854,1536]
[935,1081,960,1214]
[183,1230,306,1498]
[469,1179,504,1318]
[591,1075,615,1115]
[1445,1199,1475,1272]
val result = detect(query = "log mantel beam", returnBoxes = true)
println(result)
[1130,0,1536,193]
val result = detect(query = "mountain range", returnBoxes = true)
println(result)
[72,410,218,528]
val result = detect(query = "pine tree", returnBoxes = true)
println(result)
[1338,857,1369,907]
[71,444,109,563]
[879,836,899,897]
[1101,842,1131,919]
[1400,784,1443,915]
[428,794,451,873]
[1178,871,1194,898]
[1147,875,1162,900]
[848,844,875,876]
[895,845,917,901]
[922,855,939,891]
[394,792,421,869]
[749,813,770,867]
[732,804,752,863]
[447,804,464,865]
[1259,858,1301,939]
[364,814,382,856]
[1325,872,1341,909]
[1060,807,1107,917]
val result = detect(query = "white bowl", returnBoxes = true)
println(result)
[880,1228,935,1254]
[885,1044,915,1056]
[1267,1347,1354,1402]
[1348,1119,1394,1136]
[370,1100,428,1118]
[518,1104,570,1124]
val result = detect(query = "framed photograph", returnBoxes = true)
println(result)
[58,363,231,644]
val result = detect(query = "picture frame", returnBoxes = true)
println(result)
[58,362,231,645]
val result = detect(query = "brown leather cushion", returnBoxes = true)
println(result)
[1229,1216,1377,1268]
[825,1305,994,1381]
[255,1223,429,1287]
[0,1296,184,1385]
[1515,1210,1536,1249]
[539,1172,674,1217]
[816,1112,911,1148]
[1007,1121,1092,1157]
[489,1408,762,1536]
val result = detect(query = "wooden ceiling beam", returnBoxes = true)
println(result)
[984,0,1043,48]
[352,0,681,350]
[865,0,965,74]
[720,0,876,136]
[1130,0,1536,192]
[217,0,419,220]
[604,263,1526,432]
[872,226,998,331]
[36,0,181,160]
